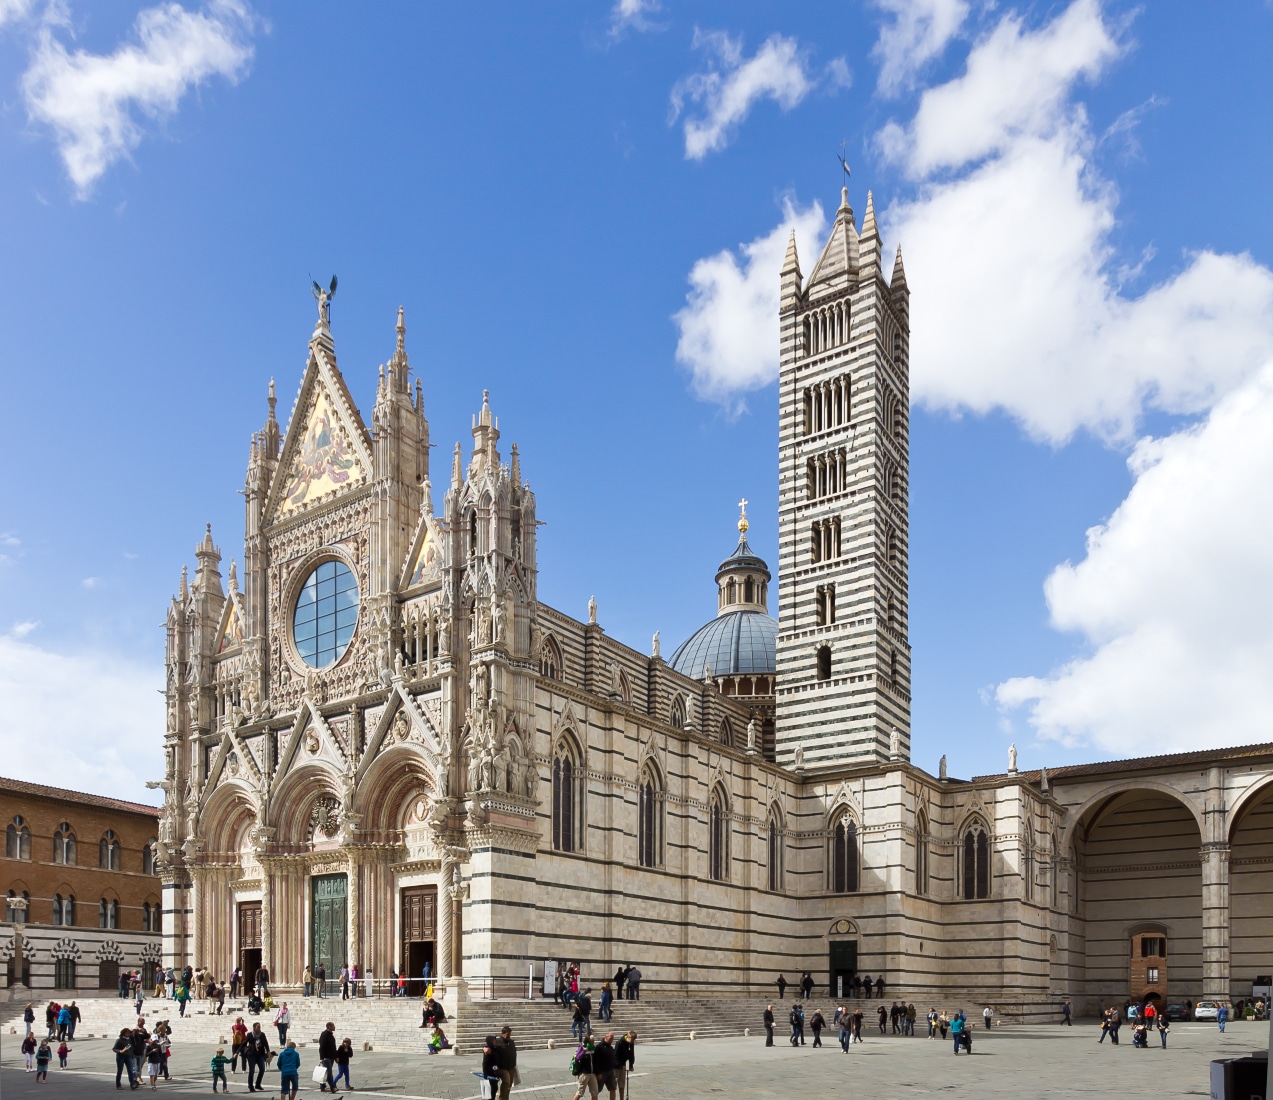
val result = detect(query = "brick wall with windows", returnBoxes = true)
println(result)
[0,777,161,933]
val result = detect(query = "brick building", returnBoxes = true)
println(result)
[1,777,163,991]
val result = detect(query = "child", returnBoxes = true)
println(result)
[211,1047,232,1093]
[427,1024,449,1053]
[35,1039,52,1083]
[56,1040,70,1069]
[332,1037,353,1090]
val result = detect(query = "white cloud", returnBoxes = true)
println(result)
[0,0,34,30]
[0,532,19,547]
[671,31,820,160]
[872,0,969,96]
[0,631,163,803]
[674,198,828,408]
[81,576,99,588]
[22,0,255,197]
[997,363,1273,754]
[10,619,38,638]
[876,0,1273,443]
[609,0,662,38]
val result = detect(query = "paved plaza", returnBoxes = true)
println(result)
[2,1019,1268,1099]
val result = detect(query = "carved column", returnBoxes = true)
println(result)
[1201,842,1231,999]
[436,858,453,981]
[347,855,361,973]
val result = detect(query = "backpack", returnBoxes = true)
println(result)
[568,1044,586,1075]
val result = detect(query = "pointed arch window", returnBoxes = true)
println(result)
[718,718,734,747]
[830,812,860,893]
[552,737,581,853]
[99,830,121,871]
[53,823,77,865]
[142,901,161,932]
[538,636,562,681]
[99,897,119,929]
[767,810,784,893]
[670,695,687,730]
[915,809,929,896]
[816,646,832,682]
[708,787,730,882]
[962,820,990,900]
[637,766,663,869]
[6,816,31,860]
[1022,822,1035,901]
[142,840,157,876]
[53,893,75,926]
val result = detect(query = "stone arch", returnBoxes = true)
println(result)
[269,763,344,848]
[1226,773,1273,841]
[1060,780,1204,854]
[827,917,860,937]
[200,781,260,859]
[357,745,437,837]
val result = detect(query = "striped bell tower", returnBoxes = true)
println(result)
[774,186,912,770]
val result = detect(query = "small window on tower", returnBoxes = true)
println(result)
[744,577,754,603]
[816,646,831,681]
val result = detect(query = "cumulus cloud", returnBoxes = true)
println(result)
[872,0,968,96]
[671,31,826,160]
[609,0,662,38]
[0,0,34,29]
[22,0,255,197]
[674,198,828,408]
[876,0,1273,444]
[0,629,163,803]
[997,364,1273,753]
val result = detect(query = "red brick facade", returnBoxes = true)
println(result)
[1,777,161,933]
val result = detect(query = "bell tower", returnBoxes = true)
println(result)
[774,186,912,770]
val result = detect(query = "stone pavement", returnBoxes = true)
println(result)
[0,1018,1264,1098]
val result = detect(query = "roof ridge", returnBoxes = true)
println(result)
[0,775,161,817]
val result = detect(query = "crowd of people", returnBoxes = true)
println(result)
[774,971,888,1000]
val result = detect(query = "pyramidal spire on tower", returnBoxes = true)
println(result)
[261,377,280,458]
[859,190,880,277]
[388,305,410,393]
[891,244,909,293]
[781,229,803,307]
[806,186,860,289]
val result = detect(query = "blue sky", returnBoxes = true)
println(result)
[2,0,1273,802]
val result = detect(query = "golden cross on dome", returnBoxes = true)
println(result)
[737,497,749,534]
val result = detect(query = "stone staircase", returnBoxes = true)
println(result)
[1,990,1066,1055]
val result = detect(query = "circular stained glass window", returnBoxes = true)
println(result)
[293,560,359,668]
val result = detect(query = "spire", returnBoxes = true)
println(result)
[860,190,878,241]
[451,441,463,489]
[891,244,908,291]
[396,306,406,358]
[806,186,860,288]
[179,565,188,601]
[387,306,409,394]
[737,496,749,535]
[780,229,803,308]
[262,378,280,458]
[197,523,217,559]
[470,389,500,472]
[511,442,521,486]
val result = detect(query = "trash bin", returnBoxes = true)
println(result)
[1209,1054,1269,1100]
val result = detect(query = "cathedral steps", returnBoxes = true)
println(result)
[3,991,1067,1055]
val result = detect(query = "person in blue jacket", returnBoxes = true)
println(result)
[276,1040,301,1100]
[1217,1004,1229,1033]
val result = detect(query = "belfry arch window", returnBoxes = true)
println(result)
[637,766,663,869]
[99,830,121,871]
[830,812,860,894]
[708,786,730,882]
[6,816,31,860]
[816,645,832,682]
[552,737,582,853]
[670,695,687,729]
[767,810,784,892]
[962,820,991,900]
[54,823,77,865]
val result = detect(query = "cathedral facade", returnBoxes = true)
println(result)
[158,187,1273,1012]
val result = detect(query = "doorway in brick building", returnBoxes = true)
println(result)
[1131,931,1168,1003]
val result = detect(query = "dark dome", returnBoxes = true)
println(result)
[668,609,777,680]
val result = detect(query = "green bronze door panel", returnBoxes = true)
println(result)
[311,873,348,976]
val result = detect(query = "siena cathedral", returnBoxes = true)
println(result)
[159,185,1273,1012]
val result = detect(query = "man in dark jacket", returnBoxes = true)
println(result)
[494,1026,518,1100]
[113,1028,138,1089]
[613,1031,636,1100]
[763,1005,775,1046]
[129,1024,149,1081]
[317,1022,339,1092]
[776,973,788,999]
[256,964,271,999]
[593,1032,617,1099]
[67,1001,81,1040]
[801,972,814,1000]
[613,966,626,1000]
[244,1022,272,1092]
[789,1003,805,1046]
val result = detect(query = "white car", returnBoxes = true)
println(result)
[1193,1001,1229,1020]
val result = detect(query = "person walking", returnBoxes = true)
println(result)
[1109,1007,1122,1045]
[599,983,613,1023]
[789,1002,805,1046]
[144,1035,164,1090]
[231,1017,249,1072]
[494,1026,519,1100]
[1062,999,1072,1025]
[303,965,313,998]
[211,1048,231,1093]
[35,1039,52,1083]
[113,1028,138,1090]
[983,1005,993,1030]
[331,1038,353,1091]
[877,1005,887,1034]
[614,1031,636,1100]
[276,1042,301,1100]
[763,1004,775,1046]
[244,1022,272,1093]
[1158,1016,1170,1048]
[852,1007,865,1044]
[613,966,626,1001]
[1217,1003,1229,1033]
[810,1008,825,1048]
[316,962,327,997]
[1143,1001,1157,1034]
[339,964,350,1000]
[273,1002,290,1046]
[23,1002,35,1037]
[176,982,190,1018]
[21,1031,37,1071]
[56,1003,70,1041]
[317,1021,339,1093]
[593,1032,617,1100]
[776,973,788,1000]
[862,974,874,1000]
[801,972,815,1001]
[835,1005,850,1052]
[57,1038,71,1069]
[571,1036,598,1100]
[480,1036,502,1100]
[626,967,642,1000]
[256,963,271,1000]
[950,1011,965,1055]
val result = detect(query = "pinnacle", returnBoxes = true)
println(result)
[861,190,878,240]
[891,243,908,290]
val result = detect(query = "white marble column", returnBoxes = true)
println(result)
[436,860,453,981]
[1201,842,1231,999]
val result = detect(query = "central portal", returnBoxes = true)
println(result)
[311,873,348,977]
[400,885,437,996]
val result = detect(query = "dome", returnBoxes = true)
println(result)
[668,608,777,680]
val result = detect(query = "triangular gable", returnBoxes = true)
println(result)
[400,499,446,590]
[216,593,246,654]
[267,337,373,523]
